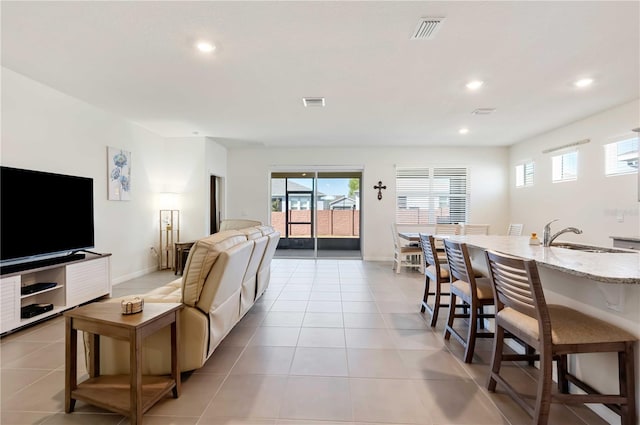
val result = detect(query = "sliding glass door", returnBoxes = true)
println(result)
[316,172,361,257]
[271,171,361,259]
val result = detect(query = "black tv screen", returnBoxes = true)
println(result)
[1,166,95,265]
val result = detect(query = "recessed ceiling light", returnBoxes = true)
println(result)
[574,78,593,88]
[196,41,215,53]
[459,128,469,134]
[471,108,496,115]
[303,97,325,107]
[466,80,484,90]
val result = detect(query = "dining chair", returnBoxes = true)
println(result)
[434,223,461,236]
[507,223,524,236]
[484,250,637,425]
[460,224,490,235]
[433,223,461,253]
[418,234,451,327]
[391,223,422,274]
[442,238,495,363]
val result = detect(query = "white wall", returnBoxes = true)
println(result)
[1,68,227,283]
[226,146,509,260]
[509,99,640,246]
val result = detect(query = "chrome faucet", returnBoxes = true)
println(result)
[543,219,583,246]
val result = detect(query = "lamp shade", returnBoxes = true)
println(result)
[159,192,180,210]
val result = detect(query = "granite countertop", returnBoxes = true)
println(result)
[610,236,640,242]
[448,235,640,285]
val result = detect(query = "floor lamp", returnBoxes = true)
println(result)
[159,193,180,271]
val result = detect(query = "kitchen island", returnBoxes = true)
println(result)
[447,235,639,424]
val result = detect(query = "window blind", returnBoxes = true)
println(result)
[515,162,534,187]
[396,167,430,224]
[552,151,577,182]
[605,138,638,176]
[396,167,469,225]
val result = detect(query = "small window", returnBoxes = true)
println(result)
[552,151,577,182]
[515,162,534,187]
[605,138,638,176]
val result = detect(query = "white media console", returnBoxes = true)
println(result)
[0,253,111,334]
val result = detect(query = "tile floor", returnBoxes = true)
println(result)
[0,259,609,425]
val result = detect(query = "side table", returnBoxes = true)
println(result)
[174,241,195,275]
[65,302,182,424]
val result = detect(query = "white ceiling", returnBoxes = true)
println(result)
[2,1,639,148]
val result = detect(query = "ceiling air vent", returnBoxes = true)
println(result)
[472,108,496,115]
[411,17,445,40]
[303,97,325,107]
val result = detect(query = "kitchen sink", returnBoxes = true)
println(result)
[550,243,632,253]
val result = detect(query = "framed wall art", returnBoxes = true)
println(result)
[108,146,131,200]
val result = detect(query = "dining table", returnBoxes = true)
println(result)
[398,232,453,242]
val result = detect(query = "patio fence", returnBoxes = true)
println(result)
[271,210,360,237]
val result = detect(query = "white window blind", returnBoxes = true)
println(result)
[552,151,578,182]
[396,167,468,225]
[605,138,638,176]
[515,162,534,187]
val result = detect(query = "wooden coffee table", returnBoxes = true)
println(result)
[64,302,182,424]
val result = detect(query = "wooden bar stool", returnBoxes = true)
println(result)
[442,239,495,363]
[484,250,637,425]
[418,234,450,327]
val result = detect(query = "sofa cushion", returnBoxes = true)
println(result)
[182,231,247,307]
[219,219,262,231]
[238,227,263,240]
[144,279,182,302]
[257,225,275,236]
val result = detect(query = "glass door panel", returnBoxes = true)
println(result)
[272,174,315,257]
[316,172,361,258]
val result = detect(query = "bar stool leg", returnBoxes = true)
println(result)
[464,304,479,363]
[421,276,431,313]
[430,282,442,327]
[533,347,553,425]
[557,354,569,393]
[620,341,636,425]
[444,293,457,341]
[488,325,505,392]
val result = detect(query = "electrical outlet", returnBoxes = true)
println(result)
[616,210,624,223]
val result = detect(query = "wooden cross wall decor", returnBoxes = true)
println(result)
[373,181,387,200]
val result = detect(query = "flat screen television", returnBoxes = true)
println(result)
[1,166,95,271]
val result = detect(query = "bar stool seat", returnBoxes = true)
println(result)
[498,305,636,345]
[450,277,494,300]
[425,264,449,279]
[485,249,637,425]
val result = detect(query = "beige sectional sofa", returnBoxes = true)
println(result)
[90,225,280,375]
[219,218,262,231]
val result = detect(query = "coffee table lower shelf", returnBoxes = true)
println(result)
[71,375,176,416]
[72,375,176,416]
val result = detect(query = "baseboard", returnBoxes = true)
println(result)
[112,265,160,285]
[362,256,394,262]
